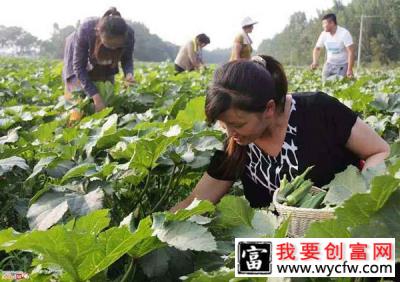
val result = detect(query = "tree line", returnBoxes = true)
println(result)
[0,21,230,64]
[2,0,399,66]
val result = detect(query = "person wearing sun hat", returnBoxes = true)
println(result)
[62,7,135,121]
[229,17,258,61]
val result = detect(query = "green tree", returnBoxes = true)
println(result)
[40,23,76,59]
[0,25,40,55]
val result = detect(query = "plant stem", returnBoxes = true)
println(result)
[133,170,152,208]
[150,187,170,213]
[166,165,186,204]
[166,165,177,191]
[151,165,185,213]
[120,257,136,282]
[150,165,177,213]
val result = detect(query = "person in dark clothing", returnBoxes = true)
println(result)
[171,55,389,211]
[62,7,135,120]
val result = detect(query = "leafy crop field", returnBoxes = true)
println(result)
[0,57,399,281]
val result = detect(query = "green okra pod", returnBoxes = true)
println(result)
[286,179,313,206]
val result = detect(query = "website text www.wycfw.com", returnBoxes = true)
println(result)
[276,260,393,277]
[235,238,395,278]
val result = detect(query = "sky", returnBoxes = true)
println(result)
[1,0,351,50]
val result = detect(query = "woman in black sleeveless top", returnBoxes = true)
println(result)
[171,55,389,210]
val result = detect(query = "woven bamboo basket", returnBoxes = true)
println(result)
[272,186,335,238]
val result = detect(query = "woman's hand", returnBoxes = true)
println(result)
[170,173,233,212]
[310,62,319,70]
[92,94,106,112]
[199,64,207,70]
[346,68,354,78]
[124,73,135,87]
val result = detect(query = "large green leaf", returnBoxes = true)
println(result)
[371,93,400,113]
[33,121,59,143]
[323,165,368,206]
[0,144,35,159]
[94,81,115,105]
[306,175,400,240]
[369,175,400,209]
[125,200,216,259]
[83,114,119,156]
[138,247,195,281]
[305,218,351,238]
[176,97,206,127]
[2,226,81,281]
[351,190,400,261]
[26,156,57,180]
[0,210,110,281]
[0,209,164,281]
[0,156,29,176]
[334,175,400,227]
[61,163,97,184]
[77,226,146,280]
[0,117,15,130]
[27,188,104,230]
[79,107,113,125]
[113,164,149,185]
[127,216,165,259]
[163,124,182,137]
[129,136,177,169]
[213,196,254,229]
[231,209,279,238]
[65,209,110,235]
[61,127,79,143]
[128,234,165,259]
[192,136,223,152]
[166,198,215,221]
[138,247,171,279]
[45,160,75,178]
[274,217,291,238]
[361,162,387,184]
[0,126,20,145]
[152,214,217,252]
[96,130,126,150]
[99,113,118,136]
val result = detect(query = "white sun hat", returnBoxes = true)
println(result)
[241,17,258,27]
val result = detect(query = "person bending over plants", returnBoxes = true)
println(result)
[62,7,135,121]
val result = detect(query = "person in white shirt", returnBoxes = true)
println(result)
[311,13,355,80]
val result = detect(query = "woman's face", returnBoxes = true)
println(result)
[217,102,275,145]
[100,34,125,50]
[243,25,254,34]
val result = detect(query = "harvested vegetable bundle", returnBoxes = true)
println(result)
[277,166,328,209]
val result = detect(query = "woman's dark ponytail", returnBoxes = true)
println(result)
[98,7,126,37]
[253,55,287,111]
